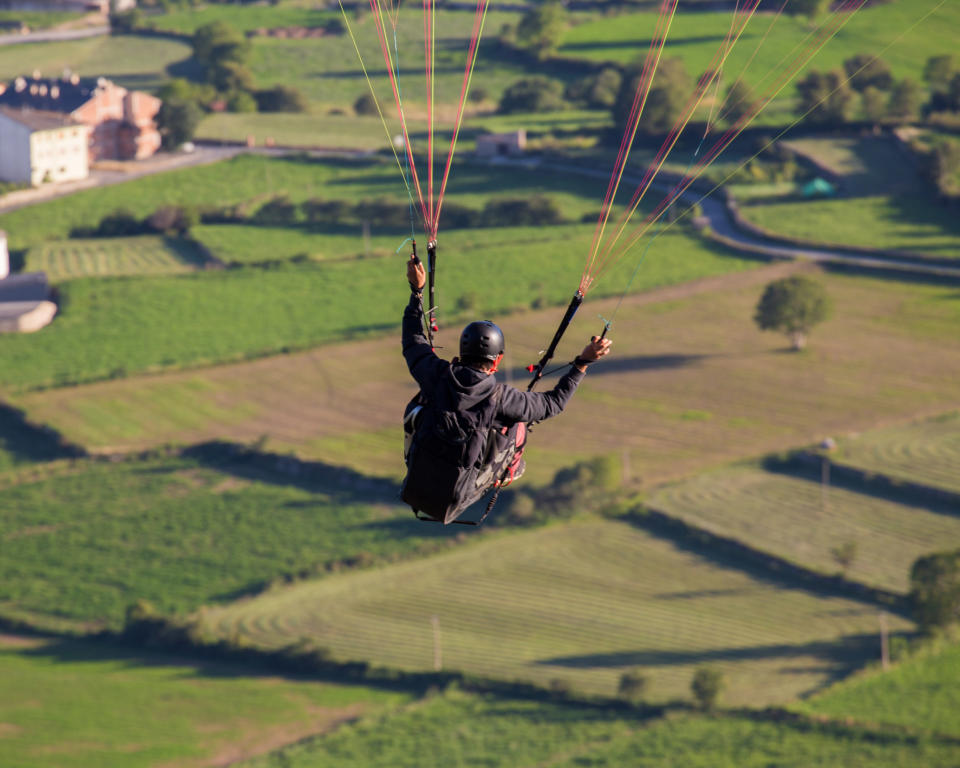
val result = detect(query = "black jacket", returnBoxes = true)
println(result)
[402,292,585,429]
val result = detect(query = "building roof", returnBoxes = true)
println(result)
[0,105,83,132]
[0,74,108,114]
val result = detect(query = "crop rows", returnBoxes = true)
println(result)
[650,464,960,594]
[199,518,908,706]
[26,237,203,281]
[837,413,960,496]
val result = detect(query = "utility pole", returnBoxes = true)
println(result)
[879,612,890,671]
[432,615,442,671]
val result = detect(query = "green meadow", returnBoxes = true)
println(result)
[0,453,448,629]
[26,236,207,281]
[0,633,409,768]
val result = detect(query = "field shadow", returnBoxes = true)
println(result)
[536,632,888,670]
[180,440,400,505]
[506,353,710,382]
[561,34,732,54]
[0,403,85,465]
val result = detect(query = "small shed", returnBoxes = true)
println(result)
[0,229,7,278]
[476,129,526,157]
[802,177,837,199]
[0,271,57,333]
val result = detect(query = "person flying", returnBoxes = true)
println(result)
[401,254,611,524]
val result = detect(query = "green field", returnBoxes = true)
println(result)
[561,1,956,87]
[196,111,395,151]
[0,452,451,629]
[836,412,960,496]
[0,10,83,29]
[738,195,960,258]
[144,4,337,35]
[649,463,960,594]
[0,404,77,476]
[192,223,360,264]
[26,236,207,281]
[0,34,193,93]
[0,633,408,768]
[800,638,960,739]
[198,517,911,706]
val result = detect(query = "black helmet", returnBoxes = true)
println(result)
[460,321,504,362]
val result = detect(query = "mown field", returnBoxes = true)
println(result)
[0,34,193,92]
[198,517,911,706]
[649,463,960,594]
[26,236,206,281]
[18,266,960,489]
[800,637,960,739]
[0,452,451,629]
[144,4,337,35]
[0,633,409,768]
[835,412,960,496]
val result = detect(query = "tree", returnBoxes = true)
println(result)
[498,76,567,114]
[784,0,830,21]
[795,70,855,126]
[719,79,754,126]
[617,669,648,702]
[923,55,956,92]
[156,98,203,148]
[192,21,253,95]
[861,86,887,127]
[256,85,308,113]
[354,93,379,116]
[613,56,691,137]
[887,78,923,123]
[255,195,299,225]
[831,541,858,576]
[754,275,831,351]
[515,1,567,60]
[910,550,960,634]
[691,667,723,711]
[566,68,623,109]
[843,54,893,93]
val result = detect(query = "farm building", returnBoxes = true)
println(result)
[0,230,7,277]
[476,130,526,157]
[0,73,161,162]
[0,106,90,186]
[0,270,56,333]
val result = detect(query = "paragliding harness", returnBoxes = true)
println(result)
[402,384,527,526]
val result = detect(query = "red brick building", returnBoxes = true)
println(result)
[0,74,161,161]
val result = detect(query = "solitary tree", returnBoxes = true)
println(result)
[499,76,567,114]
[831,541,858,576]
[156,98,203,149]
[910,550,960,635]
[719,79,754,126]
[515,1,567,60]
[754,275,832,351]
[795,70,855,126]
[843,54,893,93]
[617,669,649,702]
[613,56,691,137]
[691,667,724,711]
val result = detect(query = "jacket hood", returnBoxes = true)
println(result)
[445,363,497,410]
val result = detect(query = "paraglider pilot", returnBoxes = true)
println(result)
[401,253,611,524]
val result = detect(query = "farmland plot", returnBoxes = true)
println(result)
[26,236,206,280]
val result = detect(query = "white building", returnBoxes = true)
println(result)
[476,130,527,158]
[0,105,90,186]
[0,271,56,333]
[0,230,7,278]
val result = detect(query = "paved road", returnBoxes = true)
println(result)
[0,25,109,46]
[484,155,960,282]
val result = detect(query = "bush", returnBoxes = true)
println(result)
[254,195,299,225]
[566,68,623,109]
[354,93,380,116]
[227,90,258,113]
[910,550,960,635]
[96,209,144,237]
[617,669,648,702]
[147,205,197,235]
[302,198,353,225]
[255,85,308,113]
[691,666,724,710]
[481,195,565,227]
[498,76,567,114]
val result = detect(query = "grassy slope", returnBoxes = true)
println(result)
[26,236,206,281]
[799,639,960,739]
[835,412,960,495]
[0,34,192,92]
[0,453,451,628]
[145,4,337,35]
[198,517,912,706]
[0,634,408,768]
[649,463,960,594]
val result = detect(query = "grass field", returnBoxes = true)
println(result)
[196,111,395,150]
[799,638,960,739]
[0,633,409,768]
[0,403,78,476]
[245,688,960,768]
[560,1,956,88]
[835,412,960,496]
[649,463,960,594]
[738,195,960,258]
[25,236,207,281]
[145,4,337,35]
[198,517,912,706]
[18,266,960,489]
[0,10,83,29]
[192,223,371,264]
[0,34,193,93]
[0,452,451,628]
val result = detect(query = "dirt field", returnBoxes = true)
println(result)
[14,263,960,487]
